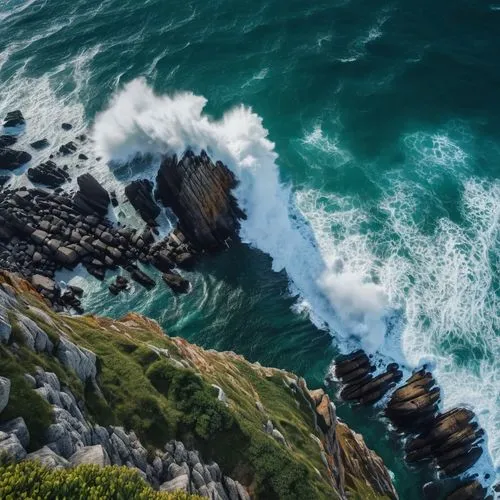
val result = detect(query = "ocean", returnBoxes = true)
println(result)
[1,0,499,497]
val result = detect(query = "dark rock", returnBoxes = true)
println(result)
[61,123,73,131]
[0,136,17,148]
[0,148,32,170]
[125,179,160,224]
[68,285,84,297]
[78,154,88,160]
[162,271,189,294]
[446,480,486,500]
[130,269,155,289]
[155,150,245,250]
[3,110,25,128]
[59,142,77,155]
[30,139,50,150]
[27,161,70,188]
[74,174,110,216]
[0,175,11,187]
[151,251,174,273]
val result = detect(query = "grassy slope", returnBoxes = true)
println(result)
[0,272,391,499]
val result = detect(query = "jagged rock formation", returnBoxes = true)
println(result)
[3,110,25,128]
[27,160,70,188]
[125,179,161,224]
[0,147,31,170]
[334,351,491,499]
[0,271,398,499]
[156,150,245,250]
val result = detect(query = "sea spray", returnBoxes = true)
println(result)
[93,80,500,477]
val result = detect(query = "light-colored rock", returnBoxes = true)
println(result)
[110,433,130,461]
[168,461,190,479]
[0,417,29,448]
[206,462,221,482]
[26,446,69,469]
[0,432,26,461]
[69,445,110,467]
[0,307,11,343]
[236,482,251,500]
[272,428,288,447]
[264,420,273,434]
[15,314,53,353]
[160,474,190,493]
[24,373,36,388]
[212,384,228,404]
[191,469,206,489]
[46,423,75,458]
[0,376,10,413]
[56,337,96,381]
[223,476,239,500]
[255,400,265,413]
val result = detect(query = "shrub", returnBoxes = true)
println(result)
[0,461,201,500]
[146,361,233,440]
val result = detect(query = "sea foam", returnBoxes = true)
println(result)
[93,80,500,479]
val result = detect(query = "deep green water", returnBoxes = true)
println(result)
[1,0,499,497]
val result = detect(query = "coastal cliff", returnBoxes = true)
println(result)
[0,270,397,499]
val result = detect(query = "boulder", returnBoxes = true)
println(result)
[27,161,69,188]
[69,445,111,467]
[74,174,110,216]
[3,110,25,128]
[0,174,10,187]
[15,313,53,353]
[162,271,189,293]
[130,269,155,289]
[160,474,190,493]
[61,123,73,131]
[0,432,26,461]
[0,376,10,413]
[56,337,97,381]
[0,148,32,170]
[155,150,245,250]
[0,135,17,148]
[0,417,30,448]
[55,246,78,266]
[32,274,58,294]
[125,179,161,224]
[26,446,69,469]
[0,308,11,343]
[30,139,50,150]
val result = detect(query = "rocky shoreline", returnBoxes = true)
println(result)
[0,109,245,313]
[332,350,498,499]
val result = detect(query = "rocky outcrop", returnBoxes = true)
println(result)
[124,179,160,224]
[156,150,245,250]
[0,376,10,413]
[27,161,70,188]
[73,173,110,216]
[0,148,32,170]
[0,136,17,148]
[3,110,25,128]
[334,351,491,498]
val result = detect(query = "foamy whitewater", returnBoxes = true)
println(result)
[91,79,500,479]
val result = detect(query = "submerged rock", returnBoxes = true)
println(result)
[3,110,25,128]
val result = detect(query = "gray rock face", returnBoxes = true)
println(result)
[0,376,10,413]
[0,432,26,461]
[0,307,11,343]
[26,446,69,469]
[160,474,190,493]
[0,417,30,448]
[15,313,53,353]
[56,337,96,381]
[69,445,110,467]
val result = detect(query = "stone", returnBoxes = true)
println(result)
[162,271,189,293]
[0,135,17,148]
[0,309,11,344]
[223,477,239,500]
[272,428,288,447]
[28,161,69,188]
[61,123,72,130]
[16,313,53,353]
[55,246,78,266]
[56,337,97,381]
[69,445,110,467]
[31,274,58,294]
[0,432,26,461]
[3,110,25,127]
[160,474,190,493]
[124,179,161,223]
[31,230,49,245]
[0,417,30,448]
[30,139,50,150]
[130,269,155,289]
[0,377,11,413]
[27,446,69,469]
[74,174,110,216]
[0,147,32,170]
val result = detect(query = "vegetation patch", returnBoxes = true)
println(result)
[0,461,202,500]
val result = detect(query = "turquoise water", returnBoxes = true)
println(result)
[1,0,499,497]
